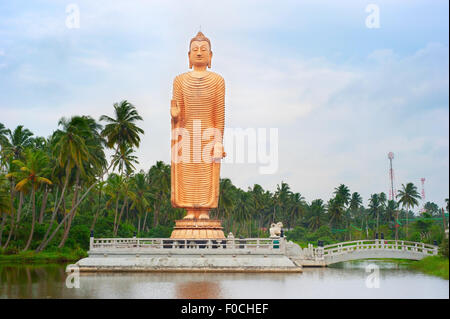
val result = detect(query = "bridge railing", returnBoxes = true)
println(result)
[90,237,286,253]
[322,240,439,257]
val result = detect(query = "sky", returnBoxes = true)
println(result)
[0,0,448,210]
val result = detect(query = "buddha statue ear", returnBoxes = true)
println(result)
[188,52,192,69]
[208,51,213,69]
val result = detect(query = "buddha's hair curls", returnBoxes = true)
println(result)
[189,31,211,51]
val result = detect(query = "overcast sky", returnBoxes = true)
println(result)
[0,0,448,210]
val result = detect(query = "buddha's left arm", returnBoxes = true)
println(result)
[213,76,226,159]
[216,76,225,140]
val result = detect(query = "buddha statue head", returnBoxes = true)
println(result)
[188,31,212,69]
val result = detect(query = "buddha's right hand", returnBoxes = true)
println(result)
[171,99,180,120]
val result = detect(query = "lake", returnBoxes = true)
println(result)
[0,260,448,298]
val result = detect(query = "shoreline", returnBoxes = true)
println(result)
[0,249,88,264]
[1,251,447,280]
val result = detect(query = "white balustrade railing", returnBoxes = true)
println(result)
[90,237,286,253]
[321,240,439,257]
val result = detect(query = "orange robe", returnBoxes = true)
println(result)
[170,72,225,210]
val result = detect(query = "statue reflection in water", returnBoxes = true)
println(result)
[175,280,221,299]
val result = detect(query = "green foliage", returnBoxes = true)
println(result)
[0,117,448,261]
[409,256,449,279]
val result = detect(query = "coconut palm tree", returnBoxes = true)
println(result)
[0,123,9,150]
[217,178,235,221]
[100,100,144,155]
[308,199,326,231]
[148,161,170,227]
[5,125,34,160]
[37,116,105,251]
[328,196,345,229]
[396,183,421,238]
[334,184,351,207]
[385,200,398,228]
[130,173,151,235]
[6,149,52,250]
[0,174,11,247]
[368,193,381,235]
[111,146,139,176]
[288,192,306,230]
[273,182,291,223]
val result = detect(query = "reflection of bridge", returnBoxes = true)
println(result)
[290,240,440,266]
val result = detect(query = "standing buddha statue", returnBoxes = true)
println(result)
[170,31,226,239]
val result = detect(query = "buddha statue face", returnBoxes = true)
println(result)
[188,32,212,69]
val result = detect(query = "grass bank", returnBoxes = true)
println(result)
[0,248,87,264]
[408,256,449,280]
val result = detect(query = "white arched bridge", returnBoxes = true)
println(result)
[289,239,440,266]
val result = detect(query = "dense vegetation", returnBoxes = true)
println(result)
[0,101,449,258]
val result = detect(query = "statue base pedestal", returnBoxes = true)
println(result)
[170,219,225,239]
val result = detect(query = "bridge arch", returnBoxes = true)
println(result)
[321,240,439,265]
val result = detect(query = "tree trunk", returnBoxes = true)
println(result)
[142,210,148,234]
[114,197,128,236]
[37,161,70,251]
[38,187,49,224]
[37,154,119,252]
[376,210,379,236]
[406,204,409,238]
[90,208,102,232]
[395,210,399,241]
[15,192,24,226]
[58,170,81,248]
[113,195,119,234]
[3,183,17,249]
[90,185,103,232]
[0,212,7,247]
[36,188,61,252]
[23,188,36,251]
[153,200,160,227]
[137,217,141,236]
[36,180,97,252]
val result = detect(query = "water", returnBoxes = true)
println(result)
[0,260,448,299]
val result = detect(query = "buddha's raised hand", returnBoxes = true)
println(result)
[170,99,180,120]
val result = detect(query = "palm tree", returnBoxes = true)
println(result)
[7,149,52,250]
[385,200,398,227]
[111,146,139,176]
[0,123,9,150]
[349,192,363,212]
[37,116,105,251]
[6,125,34,160]
[334,184,351,207]
[308,199,326,231]
[100,100,144,155]
[148,161,170,227]
[396,183,421,238]
[368,193,381,235]
[0,174,12,247]
[130,173,151,235]
[288,193,306,230]
[327,197,345,229]
[273,182,291,223]
[217,178,235,222]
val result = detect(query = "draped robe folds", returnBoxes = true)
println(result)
[170,71,225,210]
